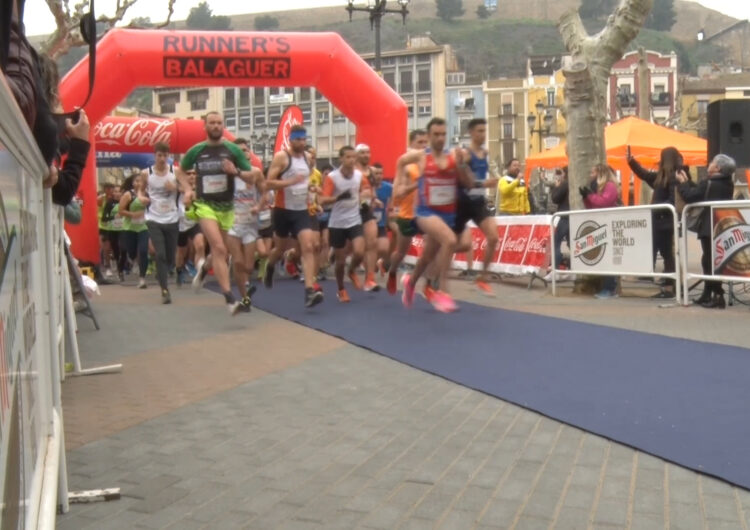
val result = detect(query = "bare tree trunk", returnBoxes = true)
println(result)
[637,46,652,205]
[558,0,654,210]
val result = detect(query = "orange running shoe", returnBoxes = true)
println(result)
[364,279,380,292]
[337,289,350,303]
[386,272,398,295]
[423,284,436,302]
[475,280,495,297]
[348,270,363,290]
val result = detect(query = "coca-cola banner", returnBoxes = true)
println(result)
[569,208,654,273]
[711,207,750,277]
[405,215,551,275]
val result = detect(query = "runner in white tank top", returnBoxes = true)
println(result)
[141,143,179,304]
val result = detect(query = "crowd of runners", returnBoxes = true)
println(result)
[96,111,503,315]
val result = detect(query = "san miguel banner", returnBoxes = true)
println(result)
[273,105,304,155]
[405,215,551,275]
[569,209,653,273]
[711,207,750,277]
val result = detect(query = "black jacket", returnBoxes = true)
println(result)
[678,173,734,238]
[549,180,569,212]
[628,157,679,230]
[52,137,90,206]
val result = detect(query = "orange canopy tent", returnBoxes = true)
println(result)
[524,116,708,205]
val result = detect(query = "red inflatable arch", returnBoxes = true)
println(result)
[59,29,407,263]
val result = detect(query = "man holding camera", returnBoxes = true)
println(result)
[497,158,531,215]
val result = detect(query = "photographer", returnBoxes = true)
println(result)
[627,146,683,298]
[676,154,735,309]
[550,166,569,269]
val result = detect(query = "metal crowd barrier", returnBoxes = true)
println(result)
[550,203,681,304]
[680,199,750,306]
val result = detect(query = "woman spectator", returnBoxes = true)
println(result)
[580,164,620,298]
[627,146,682,298]
[550,166,569,269]
[676,154,735,309]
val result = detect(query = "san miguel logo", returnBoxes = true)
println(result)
[573,220,608,266]
[163,35,291,79]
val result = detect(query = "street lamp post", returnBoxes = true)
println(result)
[346,0,410,74]
[526,100,554,154]
[250,128,273,165]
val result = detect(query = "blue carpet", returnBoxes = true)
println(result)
[235,278,750,489]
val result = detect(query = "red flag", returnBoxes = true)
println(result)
[273,105,304,155]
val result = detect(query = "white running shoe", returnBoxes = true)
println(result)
[192,258,207,293]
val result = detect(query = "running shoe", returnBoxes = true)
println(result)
[263,261,275,289]
[364,279,380,292]
[286,260,300,279]
[422,284,436,303]
[431,291,457,313]
[161,289,171,304]
[227,301,243,316]
[238,296,252,313]
[348,270,363,290]
[192,258,207,292]
[337,289,350,303]
[475,280,495,297]
[305,288,324,308]
[401,274,415,309]
[313,283,323,293]
[176,268,186,287]
[386,272,398,295]
[138,278,147,289]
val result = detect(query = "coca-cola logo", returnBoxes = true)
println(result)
[278,112,301,153]
[527,237,547,253]
[503,237,527,253]
[95,119,175,148]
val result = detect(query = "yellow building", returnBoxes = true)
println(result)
[526,67,567,156]
[679,73,750,138]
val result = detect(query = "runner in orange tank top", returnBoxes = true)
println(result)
[387,129,428,294]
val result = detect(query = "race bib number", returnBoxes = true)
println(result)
[234,202,254,224]
[428,184,456,206]
[111,218,124,229]
[374,210,383,222]
[468,187,486,197]
[258,209,271,222]
[203,174,228,194]
[131,216,145,226]
[152,198,176,214]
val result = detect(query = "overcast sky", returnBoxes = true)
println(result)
[23,0,750,37]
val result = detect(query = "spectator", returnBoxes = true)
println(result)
[497,158,530,215]
[580,164,620,298]
[628,146,683,298]
[550,166,569,269]
[676,154,735,309]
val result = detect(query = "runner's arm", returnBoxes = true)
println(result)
[318,177,338,207]
[118,192,134,217]
[138,169,151,206]
[455,148,476,190]
[264,152,305,190]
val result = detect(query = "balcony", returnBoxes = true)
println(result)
[617,93,637,108]
[650,92,671,107]
[454,98,475,112]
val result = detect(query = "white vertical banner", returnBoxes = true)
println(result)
[569,209,653,273]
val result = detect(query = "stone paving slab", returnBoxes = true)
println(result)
[56,278,750,529]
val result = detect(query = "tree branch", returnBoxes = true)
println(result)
[155,0,177,29]
[597,0,653,67]
[557,8,588,58]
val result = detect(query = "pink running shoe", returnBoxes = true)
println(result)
[401,273,415,308]
[431,291,457,313]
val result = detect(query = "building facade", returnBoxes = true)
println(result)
[679,73,750,138]
[445,80,485,149]
[483,78,529,171]
[608,50,678,124]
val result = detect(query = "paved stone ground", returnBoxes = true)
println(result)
[56,274,750,530]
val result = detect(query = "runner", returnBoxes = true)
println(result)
[176,170,206,287]
[369,163,394,281]
[256,188,274,280]
[320,146,369,303]
[263,125,323,308]
[226,138,265,312]
[387,129,428,294]
[107,186,125,282]
[455,118,500,296]
[395,117,475,312]
[117,173,150,289]
[317,164,334,280]
[97,183,116,277]
[141,142,180,304]
[176,111,261,315]
[354,144,381,292]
